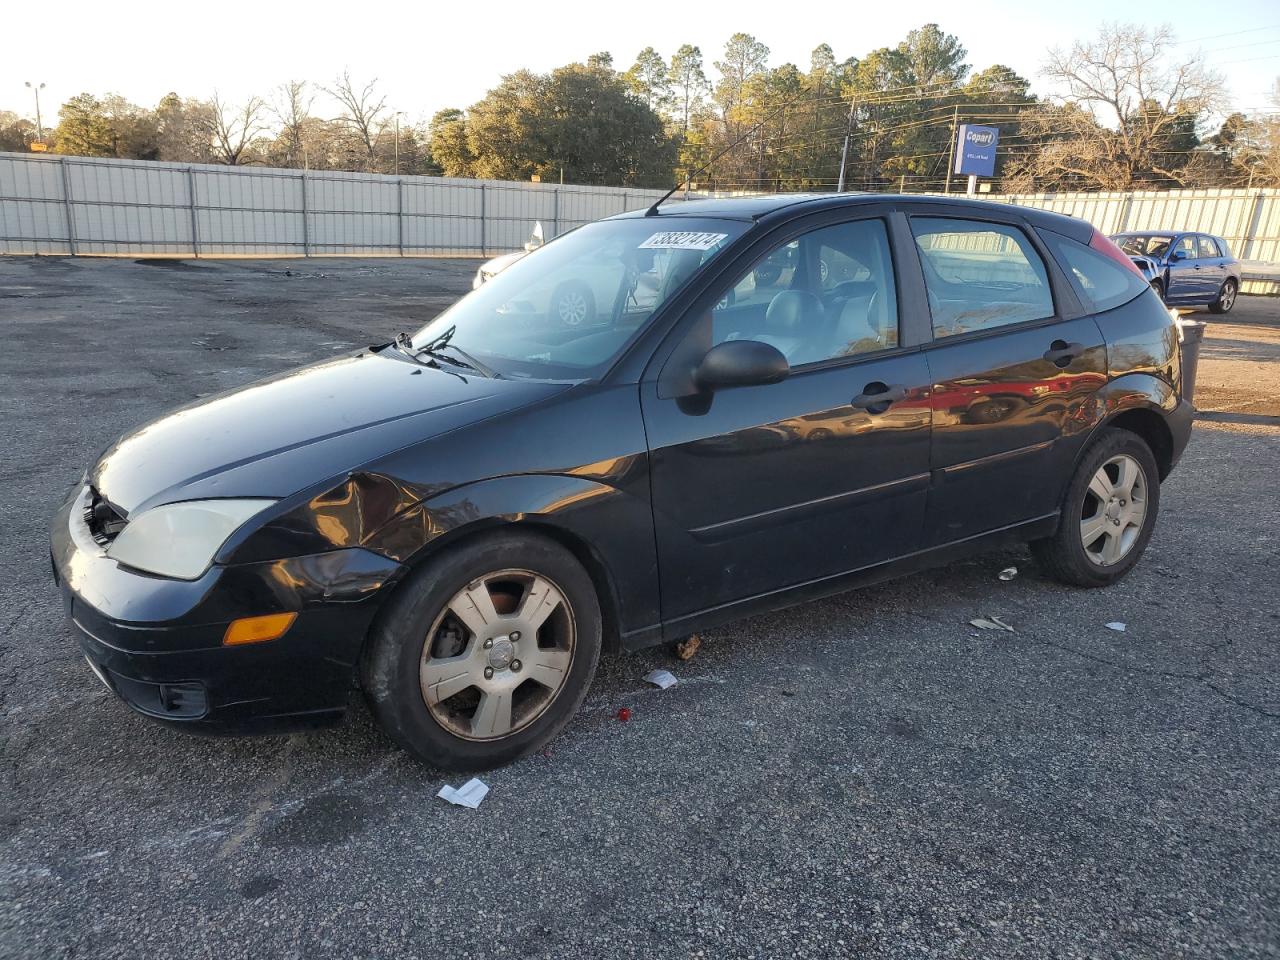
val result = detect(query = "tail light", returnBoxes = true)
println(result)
[1089,230,1145,277]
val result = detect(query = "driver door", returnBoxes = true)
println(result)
[1164,235,1201,302]
[640,213,933,630]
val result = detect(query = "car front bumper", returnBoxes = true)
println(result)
[51,485,408,731]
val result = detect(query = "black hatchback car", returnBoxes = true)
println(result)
[52,194,1193,769]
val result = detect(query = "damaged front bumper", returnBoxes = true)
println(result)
[50,485,408,731]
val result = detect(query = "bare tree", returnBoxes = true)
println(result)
[324,70,387,170]
[1035,23,1225,188]
[272,80,313,168]
[207,93,266,165]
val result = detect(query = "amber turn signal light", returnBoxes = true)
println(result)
[223,612,297,646]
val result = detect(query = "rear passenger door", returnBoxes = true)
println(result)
[908,212,1107,545]
[1196,235,1228,295]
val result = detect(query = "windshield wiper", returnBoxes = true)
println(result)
[430,343,501,379]
[406,325,501,379]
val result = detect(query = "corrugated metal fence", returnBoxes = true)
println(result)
[0,152,674,258]
[986,187,1280,263]
[2,151,1278,264]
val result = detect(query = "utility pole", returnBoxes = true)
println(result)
[944,105,959,195]
[393,112,405,175]
[25,82,46,141]
[836,96,856,193]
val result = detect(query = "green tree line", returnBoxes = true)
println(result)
[3,23,1277,192]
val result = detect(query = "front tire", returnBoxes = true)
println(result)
[1031,428,1161,588]
[1150,278,1164,301]
[362,530,602,770]
[1208,278,1237,314]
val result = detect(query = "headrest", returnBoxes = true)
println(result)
[765,290,823,334]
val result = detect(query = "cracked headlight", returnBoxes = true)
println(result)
[106,499,276,580]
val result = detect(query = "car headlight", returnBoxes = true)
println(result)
[106,499,276,580]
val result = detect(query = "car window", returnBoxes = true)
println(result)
[911,218,1054,337]
[1174,236,1196,260]
[1039,230,1149,314]
[1196,236,1220,259]
[720,240,799,310]
[1115,234,1173,258]
[411,217,748,379]
[703,218,899,367]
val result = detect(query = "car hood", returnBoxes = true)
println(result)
[92,349,567,516]
[481,251,527,276]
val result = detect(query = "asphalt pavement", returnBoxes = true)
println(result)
[1,257,1277,959]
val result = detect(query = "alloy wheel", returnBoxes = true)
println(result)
[556,289,589,326]
[1080,454,1148,566]
[1220,281,1236,311]
[419,569,576,740]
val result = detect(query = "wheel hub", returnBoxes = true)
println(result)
[487,635,515,670]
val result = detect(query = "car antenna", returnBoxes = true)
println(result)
[645,96,810,217]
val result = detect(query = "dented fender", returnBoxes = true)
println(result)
[364,472,662,647]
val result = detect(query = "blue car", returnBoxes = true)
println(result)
[1111,231,1241,314]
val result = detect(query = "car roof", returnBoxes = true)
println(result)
[1114,230,1224,240]
[616,192,1092,240]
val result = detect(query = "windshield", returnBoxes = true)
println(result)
[411,217,748,379]
[1114,234,1175,258]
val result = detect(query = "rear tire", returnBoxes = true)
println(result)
[361,530,602,770]
[1208,278,1236,314]
[1031,428,1161,588]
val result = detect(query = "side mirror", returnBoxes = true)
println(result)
[1169,250,1184,261]
[695,340,790,392]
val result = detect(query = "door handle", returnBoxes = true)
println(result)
[1042,340,1083,367]
[850,382,907,412]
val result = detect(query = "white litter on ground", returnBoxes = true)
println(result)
[1105,622,1127,632]
[437,778,489,809]
[998,567,1018,581]
[970,616,1015,632]
[644,669,678,689]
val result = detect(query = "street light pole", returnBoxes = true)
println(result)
[25,81,46,141]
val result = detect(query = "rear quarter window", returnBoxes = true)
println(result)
[1039,229,1150,314]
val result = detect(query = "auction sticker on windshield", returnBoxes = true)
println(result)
[639,231,729,250]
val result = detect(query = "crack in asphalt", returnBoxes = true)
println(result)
[1017,625,1279,724]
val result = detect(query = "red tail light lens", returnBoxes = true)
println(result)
[1089,230,1145,277]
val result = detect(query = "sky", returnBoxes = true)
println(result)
[4,0,1279,130]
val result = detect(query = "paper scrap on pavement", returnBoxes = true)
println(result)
[644,669,678,689]
[998,567,1018,581]
[437,778,489,809]
[1105,622,1127,632]
[971,616,1015,633]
